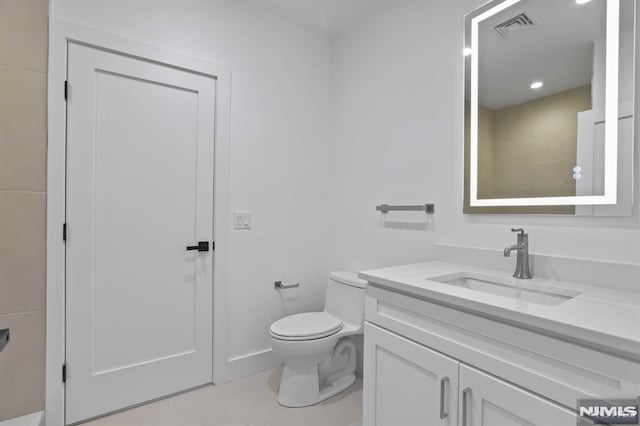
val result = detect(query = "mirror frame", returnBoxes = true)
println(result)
[465,0,623,207]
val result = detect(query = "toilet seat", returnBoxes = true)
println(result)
[270,312,343,341]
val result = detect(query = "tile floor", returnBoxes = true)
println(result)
[80,368,363,426]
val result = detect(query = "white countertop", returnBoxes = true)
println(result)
[359,261,640,361]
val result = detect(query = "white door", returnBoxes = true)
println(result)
[459,364,578,426]
[65,42,215,424]
[363,323,459,426]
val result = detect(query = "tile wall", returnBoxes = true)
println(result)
[0,0,48,420]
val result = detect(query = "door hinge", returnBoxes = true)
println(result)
[62,223,67,242]
[212,241,215,251]
[64,80,68,101]
[62,364,67,383]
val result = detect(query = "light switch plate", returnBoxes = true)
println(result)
[233,211,252,229]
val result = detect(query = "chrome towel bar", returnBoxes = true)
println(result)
[376,204,435,214]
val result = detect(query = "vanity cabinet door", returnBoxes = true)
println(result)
[459,364,578,426]
[363,323,459,426]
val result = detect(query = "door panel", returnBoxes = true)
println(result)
[363,323,459,426]
[92,69,199,374]
[459,364,578,426]
[65,42,215,423]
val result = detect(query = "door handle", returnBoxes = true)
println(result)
[462,387,471,426]
[186,241,209,252]
[439,376,449,419]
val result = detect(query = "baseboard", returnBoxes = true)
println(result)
[220,348,281,383]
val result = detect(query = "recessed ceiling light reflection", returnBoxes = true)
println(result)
[530,81,544,89]
[576,0,592,5]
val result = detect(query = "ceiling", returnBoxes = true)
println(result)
[239,0,390,36]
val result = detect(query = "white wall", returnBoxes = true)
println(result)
[50,0,640,383]
[50,0,333,375]
[330,0,640,272]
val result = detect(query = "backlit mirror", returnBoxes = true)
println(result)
[464,0,636,215]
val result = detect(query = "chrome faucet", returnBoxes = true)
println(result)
[504,228,532,279]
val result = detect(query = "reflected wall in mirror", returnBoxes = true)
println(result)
[463,0,636,215]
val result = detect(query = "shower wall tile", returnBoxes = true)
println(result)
[0,0,49,73]
[0,191,46,315]
[0,0,48,421]
[0,311,45,421]
[0,66,47,192]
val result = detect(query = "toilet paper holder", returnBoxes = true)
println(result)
[274,281,300,290]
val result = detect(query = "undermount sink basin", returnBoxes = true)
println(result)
[430,271,581,306]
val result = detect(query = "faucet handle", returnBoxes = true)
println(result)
[511,228,525,235]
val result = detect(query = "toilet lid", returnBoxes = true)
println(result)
[270,312,343,340]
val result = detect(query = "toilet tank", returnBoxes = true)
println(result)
[324,271,368,328]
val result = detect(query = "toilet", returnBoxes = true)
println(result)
[270,271,367,407]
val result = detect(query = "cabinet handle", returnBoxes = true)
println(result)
[439,376,449,419]
[462,387,471,426]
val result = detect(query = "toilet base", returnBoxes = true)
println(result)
[277,368,356,408]
[318,373,356,402]
[276,337,358,408]
[272,334,359,408]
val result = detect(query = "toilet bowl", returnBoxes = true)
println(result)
[270,271,367,407]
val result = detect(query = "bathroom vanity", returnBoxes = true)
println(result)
[359,262,640,425]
